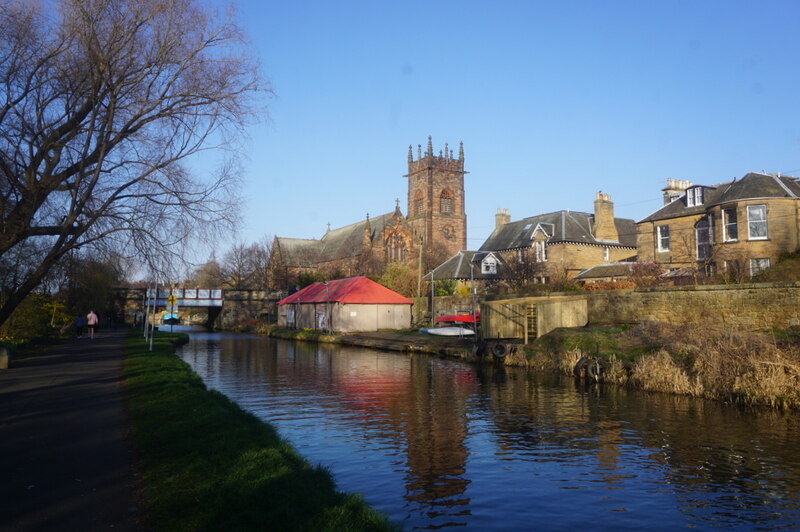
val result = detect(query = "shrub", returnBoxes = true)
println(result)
[583,281,637,290]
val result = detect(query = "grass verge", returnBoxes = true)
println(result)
[124,330,396,532]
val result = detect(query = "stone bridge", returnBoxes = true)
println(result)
[115,288,286,329]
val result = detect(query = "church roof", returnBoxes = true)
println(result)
[276,210,400,267]
[479,210,636,252]
[277,276,413,305]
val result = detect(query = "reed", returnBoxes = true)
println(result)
[536,322,800,409]
[619,323,800,408]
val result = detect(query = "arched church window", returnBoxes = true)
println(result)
[386,233,407,263]
[413,191,423,216]
[440,189,453,214]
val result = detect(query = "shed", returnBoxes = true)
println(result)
[277,276,413,333]
[481,294,588,342]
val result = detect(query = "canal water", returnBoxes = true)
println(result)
[177,331,800,531]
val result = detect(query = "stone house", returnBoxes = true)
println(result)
[637,172,800,279]
[424,250,504,282]
[267,138,467,288]
[477,192,637,283]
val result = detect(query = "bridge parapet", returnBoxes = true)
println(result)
[147,288,223,307]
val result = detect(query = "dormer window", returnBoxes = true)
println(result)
[532,223,554,239]
[481,255,497,275]
[686,186,704,207]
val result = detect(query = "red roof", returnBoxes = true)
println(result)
[277,276,413,305]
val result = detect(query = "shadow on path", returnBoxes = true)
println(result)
[0,330,148,531]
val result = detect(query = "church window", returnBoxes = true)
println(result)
[413,191,423,215]
[386,233,407,263]
[440,189,453,214]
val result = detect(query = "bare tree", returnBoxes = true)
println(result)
[219,239,272,289]
[501,248,547,293]
[0,0,265,327]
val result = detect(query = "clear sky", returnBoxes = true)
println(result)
[223,0,800,252]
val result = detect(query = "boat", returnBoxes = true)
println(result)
[421,326,475,337]
[162,312,181,325]
[434,312,480,327]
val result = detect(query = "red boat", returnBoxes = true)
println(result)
[434,312,480,326]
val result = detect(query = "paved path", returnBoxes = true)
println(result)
[0,330,148,531]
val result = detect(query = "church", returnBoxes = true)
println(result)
[267,138,467,289]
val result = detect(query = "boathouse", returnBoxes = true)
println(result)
[277,276,413,333]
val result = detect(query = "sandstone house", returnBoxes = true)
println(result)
[474,192,637,284]
[637,172,800,280]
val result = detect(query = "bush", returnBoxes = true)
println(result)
[583,281,637,290]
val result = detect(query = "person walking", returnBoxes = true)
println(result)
[75,315,86,339]
[86,310,99,339]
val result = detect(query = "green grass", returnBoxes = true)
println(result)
[124,331,397,532]
[529,324,643,363]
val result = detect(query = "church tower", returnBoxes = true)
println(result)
[406,137,467,263]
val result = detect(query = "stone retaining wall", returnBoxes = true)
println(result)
[586,282,800,331]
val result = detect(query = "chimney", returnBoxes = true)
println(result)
[593,192,619,242]
[662,178,692,205]
[495,208,511,231]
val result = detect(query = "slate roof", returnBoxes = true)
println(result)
[639,172,800,223]
[423,250,504,281]
[277,276,413,305]
[574,262,634,280]
[478,210,637,251]
[275,210,400,267]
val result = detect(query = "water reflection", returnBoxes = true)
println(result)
[178,333,800,531]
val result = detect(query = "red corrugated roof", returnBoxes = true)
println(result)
[277,276,413,305]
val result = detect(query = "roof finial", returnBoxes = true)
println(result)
[408,145,413,163]
[395,198,400,209]
[427,136,433,157]
[327,222,331,232]
[444,142,449,159]
[417,144,422,159]
[458,141,464,162]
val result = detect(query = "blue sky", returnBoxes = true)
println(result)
[224,0,800,252]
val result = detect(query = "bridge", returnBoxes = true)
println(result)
[116,287,285,329]
[146,288,224,307]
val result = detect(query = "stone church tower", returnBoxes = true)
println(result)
[405,137,467,263]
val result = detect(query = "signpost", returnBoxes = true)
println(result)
[167,294,178,331]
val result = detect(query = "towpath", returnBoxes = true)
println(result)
[0,329,148,531]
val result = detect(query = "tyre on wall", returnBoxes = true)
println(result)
[491,342,507,358]
[573,357,607,382]
[573,357,589,378]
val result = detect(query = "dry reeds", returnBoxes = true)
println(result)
[628,323,800,408]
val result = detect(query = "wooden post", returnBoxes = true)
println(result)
[523,304,528,345]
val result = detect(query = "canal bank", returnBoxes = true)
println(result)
[257,323,800,410]
[259,325,479,359]
[123,331,396,531]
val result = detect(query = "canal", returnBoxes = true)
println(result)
[177,330,800,531]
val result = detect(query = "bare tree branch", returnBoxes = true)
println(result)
[0,0,268,325]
